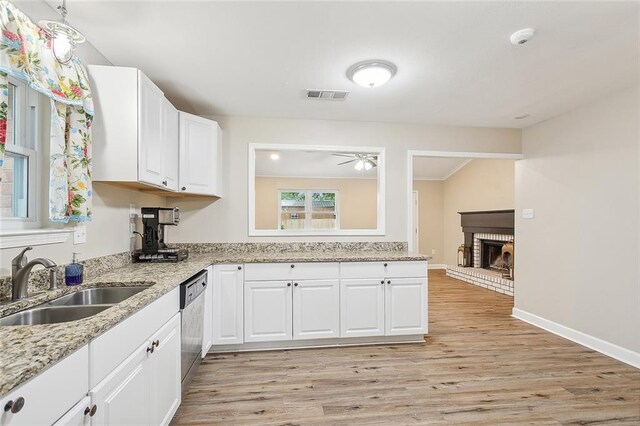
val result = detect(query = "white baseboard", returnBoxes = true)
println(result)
[512,308,640,369]
[428,263,446,270]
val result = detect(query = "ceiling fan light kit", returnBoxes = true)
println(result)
[332,153,378,171]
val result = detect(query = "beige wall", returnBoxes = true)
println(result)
[442,159,516,265]
[515,85,639,354]
[172,116,521,243]
[255,177,377,230]
[412,180,444,263]
[412,159,515,265]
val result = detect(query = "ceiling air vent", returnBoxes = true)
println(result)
[305,89,350,101]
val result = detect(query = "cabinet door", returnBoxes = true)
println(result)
[340,278,385,338]
[244,280,292,342]
[212,265,244,345]
[293,279,340,340]
[161,98,179,191]
[385,278,427,336]
[138,72,164,187]
[53,396,92,426]
[90,341,151,426]
[0,346,89,426]
[149,313,181,426]
[202,266,214,355]
[178,112,219,195]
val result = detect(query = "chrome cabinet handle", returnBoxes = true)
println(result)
[4,397,25,414]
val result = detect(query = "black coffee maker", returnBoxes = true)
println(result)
[133,207,188,263]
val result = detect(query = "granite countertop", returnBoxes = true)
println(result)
[0,250,429,396]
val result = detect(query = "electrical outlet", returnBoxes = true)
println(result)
[431,249,436,255]
[129,204,137,218]
[522,208,535,219]
[73,225,87,244]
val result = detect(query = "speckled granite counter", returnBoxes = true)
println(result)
[0,250,429,396]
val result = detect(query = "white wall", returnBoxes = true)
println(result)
[171,115,521,243]
[515,85,640,354]
[0,2,167,274]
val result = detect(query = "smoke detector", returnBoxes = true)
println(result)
[305,89,350,100]
[510,28,535,45]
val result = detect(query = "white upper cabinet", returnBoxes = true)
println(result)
[88,65,221,197]
[161,99,179,191]
[138,72,165,187]
[178,112,222,196]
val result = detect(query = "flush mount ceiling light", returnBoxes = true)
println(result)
[38,0,85,64]
[347,60,397,88]
[270,153,280,160]
[510,28,535,46]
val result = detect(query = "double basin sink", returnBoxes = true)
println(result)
[0,286,149,326]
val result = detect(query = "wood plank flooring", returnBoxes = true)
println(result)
[173,270,640,425]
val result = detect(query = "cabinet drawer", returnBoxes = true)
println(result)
[89,286,180,387]
[340,261,427,279]
[0,346,88,426]
[244,262,339,281]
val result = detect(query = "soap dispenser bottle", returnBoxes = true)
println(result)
[65,252,84,286]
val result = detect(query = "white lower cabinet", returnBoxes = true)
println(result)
[244,280,292,342]
[212,265,244,345]
[293,279,340,340]
[385,278,427,336]
[340,262,428,338]
[90,313,181,426]
[53,396,93,426]
[340,278,385,338]
[0,346,89,426]
[244,278,341,343]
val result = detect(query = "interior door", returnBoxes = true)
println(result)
[293,279,340,340]
[244,280,292,342]
[149,314,181,426]
[90,341,150,426]
[340,278,385,338]
[138,72,164,187]
[385,277,427,336]
[212,265,244,345]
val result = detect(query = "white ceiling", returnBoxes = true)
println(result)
[255,150,378,179]
[412,157,472,181]
[56,1,638,128]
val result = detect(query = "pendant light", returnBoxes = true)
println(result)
[38,0,85,64]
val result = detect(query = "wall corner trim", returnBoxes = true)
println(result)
[512,308,640,369]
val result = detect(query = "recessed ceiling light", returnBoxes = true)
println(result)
[270,153,280,160]
[347,60,397,88]
[510,28,535,46]
[515,114,530,120]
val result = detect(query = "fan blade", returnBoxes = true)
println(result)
[368,160,377,167]
[337,159,356,165]
[332,153,354,157]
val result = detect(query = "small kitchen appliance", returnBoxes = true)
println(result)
[133,207,188,263]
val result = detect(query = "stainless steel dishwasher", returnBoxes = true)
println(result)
[179,270,207,391]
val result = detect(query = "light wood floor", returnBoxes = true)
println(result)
[173,270,640,425]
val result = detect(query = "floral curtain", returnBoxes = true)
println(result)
[0,0,93,222]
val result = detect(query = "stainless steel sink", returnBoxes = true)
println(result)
[48,286,150,306]
[0,305,111,326]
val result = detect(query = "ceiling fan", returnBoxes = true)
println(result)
[333,153,377,171]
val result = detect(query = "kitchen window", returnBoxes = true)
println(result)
[1,77,42,227]
[278,190,339,231]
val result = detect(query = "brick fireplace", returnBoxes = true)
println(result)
[447,210,515,296]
